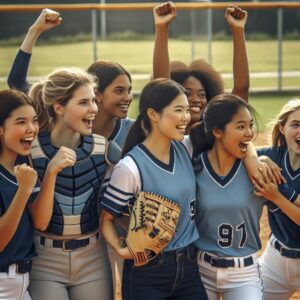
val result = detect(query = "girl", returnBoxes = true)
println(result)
[7,9,134,148]
[100,78,208,300]
[87,61,133,149]
[27,67,114,300]
[0,90,67,300]
[252,99,300,300]
[191,94,272,300]
[7,9,133,299]
[87,61,133,300]
[153,2,249,134]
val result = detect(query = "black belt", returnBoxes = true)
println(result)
[0,260,32,274]
[204,253,254,268]
[274,240,300,258]
[40,233,99,251]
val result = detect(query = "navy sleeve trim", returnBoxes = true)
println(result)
[7,49,32,93]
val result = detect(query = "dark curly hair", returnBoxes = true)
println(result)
[170,59,224,102]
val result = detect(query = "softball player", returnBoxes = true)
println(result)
[8,10,134,148]
[7,11,134,299]
[26,68,115,300]
[153,2,249,134]
[100,78,208,300]
[190,94,273,300]
[252,99,300,300]
[0,90,61,300]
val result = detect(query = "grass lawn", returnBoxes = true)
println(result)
[128,92,300,131]
[0,39,298,131]
[1,40,299,76]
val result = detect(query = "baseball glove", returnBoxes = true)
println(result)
[126,191,181,266]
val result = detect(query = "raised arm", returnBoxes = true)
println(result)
[7,9,61,93]
[152,2,176,79]
[225,6,249,101]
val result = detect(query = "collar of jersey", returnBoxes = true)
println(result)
[108,118,121,142]
[0,164,18,185]
[38,131,94,161]
[138,143,175,173]
[285,149,300,179]
[201,151,242,187]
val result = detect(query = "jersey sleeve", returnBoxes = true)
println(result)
[0,194,3,217]
[180,135,193,158]
[101,156,141,218]
[7,49,32,94]
[266,183,298,213]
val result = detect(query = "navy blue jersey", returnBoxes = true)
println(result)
[102,141,199,251]
[258,146,300,248]
[7,49,31,93]
[194,151,265,257]
[0,164,38,266]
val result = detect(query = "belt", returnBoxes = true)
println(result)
[0,260,32,274]
[274,240,300,258]
[204,253,254,268]
[39,233,99,252]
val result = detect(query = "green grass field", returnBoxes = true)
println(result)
[0,39,299,129]
[1,40,299,76]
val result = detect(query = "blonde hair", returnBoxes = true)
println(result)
[268,99,300,147]
[30,67,97,130]
[29,81,48,131]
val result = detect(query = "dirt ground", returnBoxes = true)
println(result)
[255,133,300,300]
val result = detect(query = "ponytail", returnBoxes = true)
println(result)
[122,114,147,157]
[29,81,50,131]
[122,78,186,157]
[190,120,214,156]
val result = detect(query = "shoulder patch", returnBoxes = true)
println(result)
[106,140,122,165]
[92,134,107,156]
[30,137,46,160]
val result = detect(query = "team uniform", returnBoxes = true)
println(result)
[28,132,116,300]
[101,141,208,300]
[108,118,134,149]
[193,151,265,300]
[258,146,300,300]
[0,163,40,300]
[8,49,133,300]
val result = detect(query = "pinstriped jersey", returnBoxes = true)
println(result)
[102,141,199,251]
[109,118,134,149]
[193,151,264,257]
[258,146,300,248]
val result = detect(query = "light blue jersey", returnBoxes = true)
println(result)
[194,151,264,257]
[102,141,199,251]
[109,118,134,149]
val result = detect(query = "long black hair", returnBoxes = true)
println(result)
[122,78,186,156]
[190,94,257,156]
